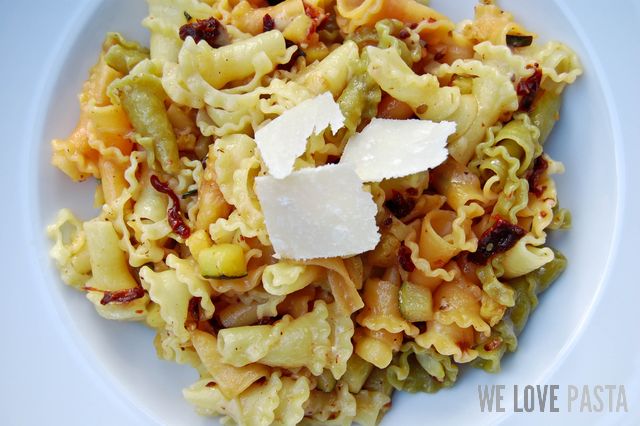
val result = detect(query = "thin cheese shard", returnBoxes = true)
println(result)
[255,164,380,260]
[340,118,455,182]
[255,92,345,179]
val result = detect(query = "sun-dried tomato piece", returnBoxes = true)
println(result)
[179,17,230,48]
[516,64,542,111]
[398,243,416,272]
[263,13,275,32]
[384,190,416,219]
[150,175,191,239]
[526,155,549,197]
[100,286,145,305]
[185,296,202,331]
[468,217,526,265]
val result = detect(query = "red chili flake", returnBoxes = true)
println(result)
[516,64,542,111]
[409,23,418,30]
[398,29,410,39]
[526,155,549,197]
[468,217,526,265]
[179,17,230,48]
[150,175,191,239]
[205,381,216,388]
[185,296,202,331]
[428,17,437,23]
[382,216,393,227]
[303,2,328,34]
[384,190,416,219]
[262,13,275,32]
[398,243,416,272]
[99,286,145,305]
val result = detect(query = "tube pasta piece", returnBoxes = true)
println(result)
[353,390,391,426]
[262,261,323,296]
[83,220,149,320]
[462,2,533,46]
[184,31,287,91]
[415,321,478,363]
[217,301,335,375]
[500,234,554,279]
[354,327,402,369]
[305,257,365,314]
[418,205,480,269]
[433,278,491,336]
[84,220,139,292]
[342,355,375,393]
[386,342,458,393]
[230,0,307,36]
[357,278,419,336]
[295,41,360,97]
[530,89,562,145]
[336,0,449,35]
[191,330,270,399]
[366,46,461,122]
[183,372,305,426]
[195,144,232,231]
[304,381,357,425]
[430,157,485,210]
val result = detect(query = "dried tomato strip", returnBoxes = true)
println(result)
[526,155,549,197]
[516,64,542,111]
[179,17,230,48]
[263,13,275,32]
[384,190,416,219]
[185,296,202,331]
[99,286,146,305]
[150,175,191,239]
[398,243,416,272]
[468,217,526,265]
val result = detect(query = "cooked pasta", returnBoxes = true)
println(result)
[48,0,581,423]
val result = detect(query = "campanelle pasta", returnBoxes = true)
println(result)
[48,0,581,424]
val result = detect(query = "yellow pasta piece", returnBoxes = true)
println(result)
[191,330,270,399]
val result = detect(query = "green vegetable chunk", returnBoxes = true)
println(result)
[197,243,247,279]
[399,281,433,323]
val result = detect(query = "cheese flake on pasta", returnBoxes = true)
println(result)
[255,164,379,260]
[340,118,455,182]
[254,92,345,179]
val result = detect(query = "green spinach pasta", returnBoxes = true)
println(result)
[47,0,581,424]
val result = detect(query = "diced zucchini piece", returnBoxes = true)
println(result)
[399,281,433,322]
[198,243,247,278]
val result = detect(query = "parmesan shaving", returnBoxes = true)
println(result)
[255,164,380,260]
[255,92,345,179]
[340,118,455,182]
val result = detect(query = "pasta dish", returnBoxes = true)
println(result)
[47,0,581,424]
